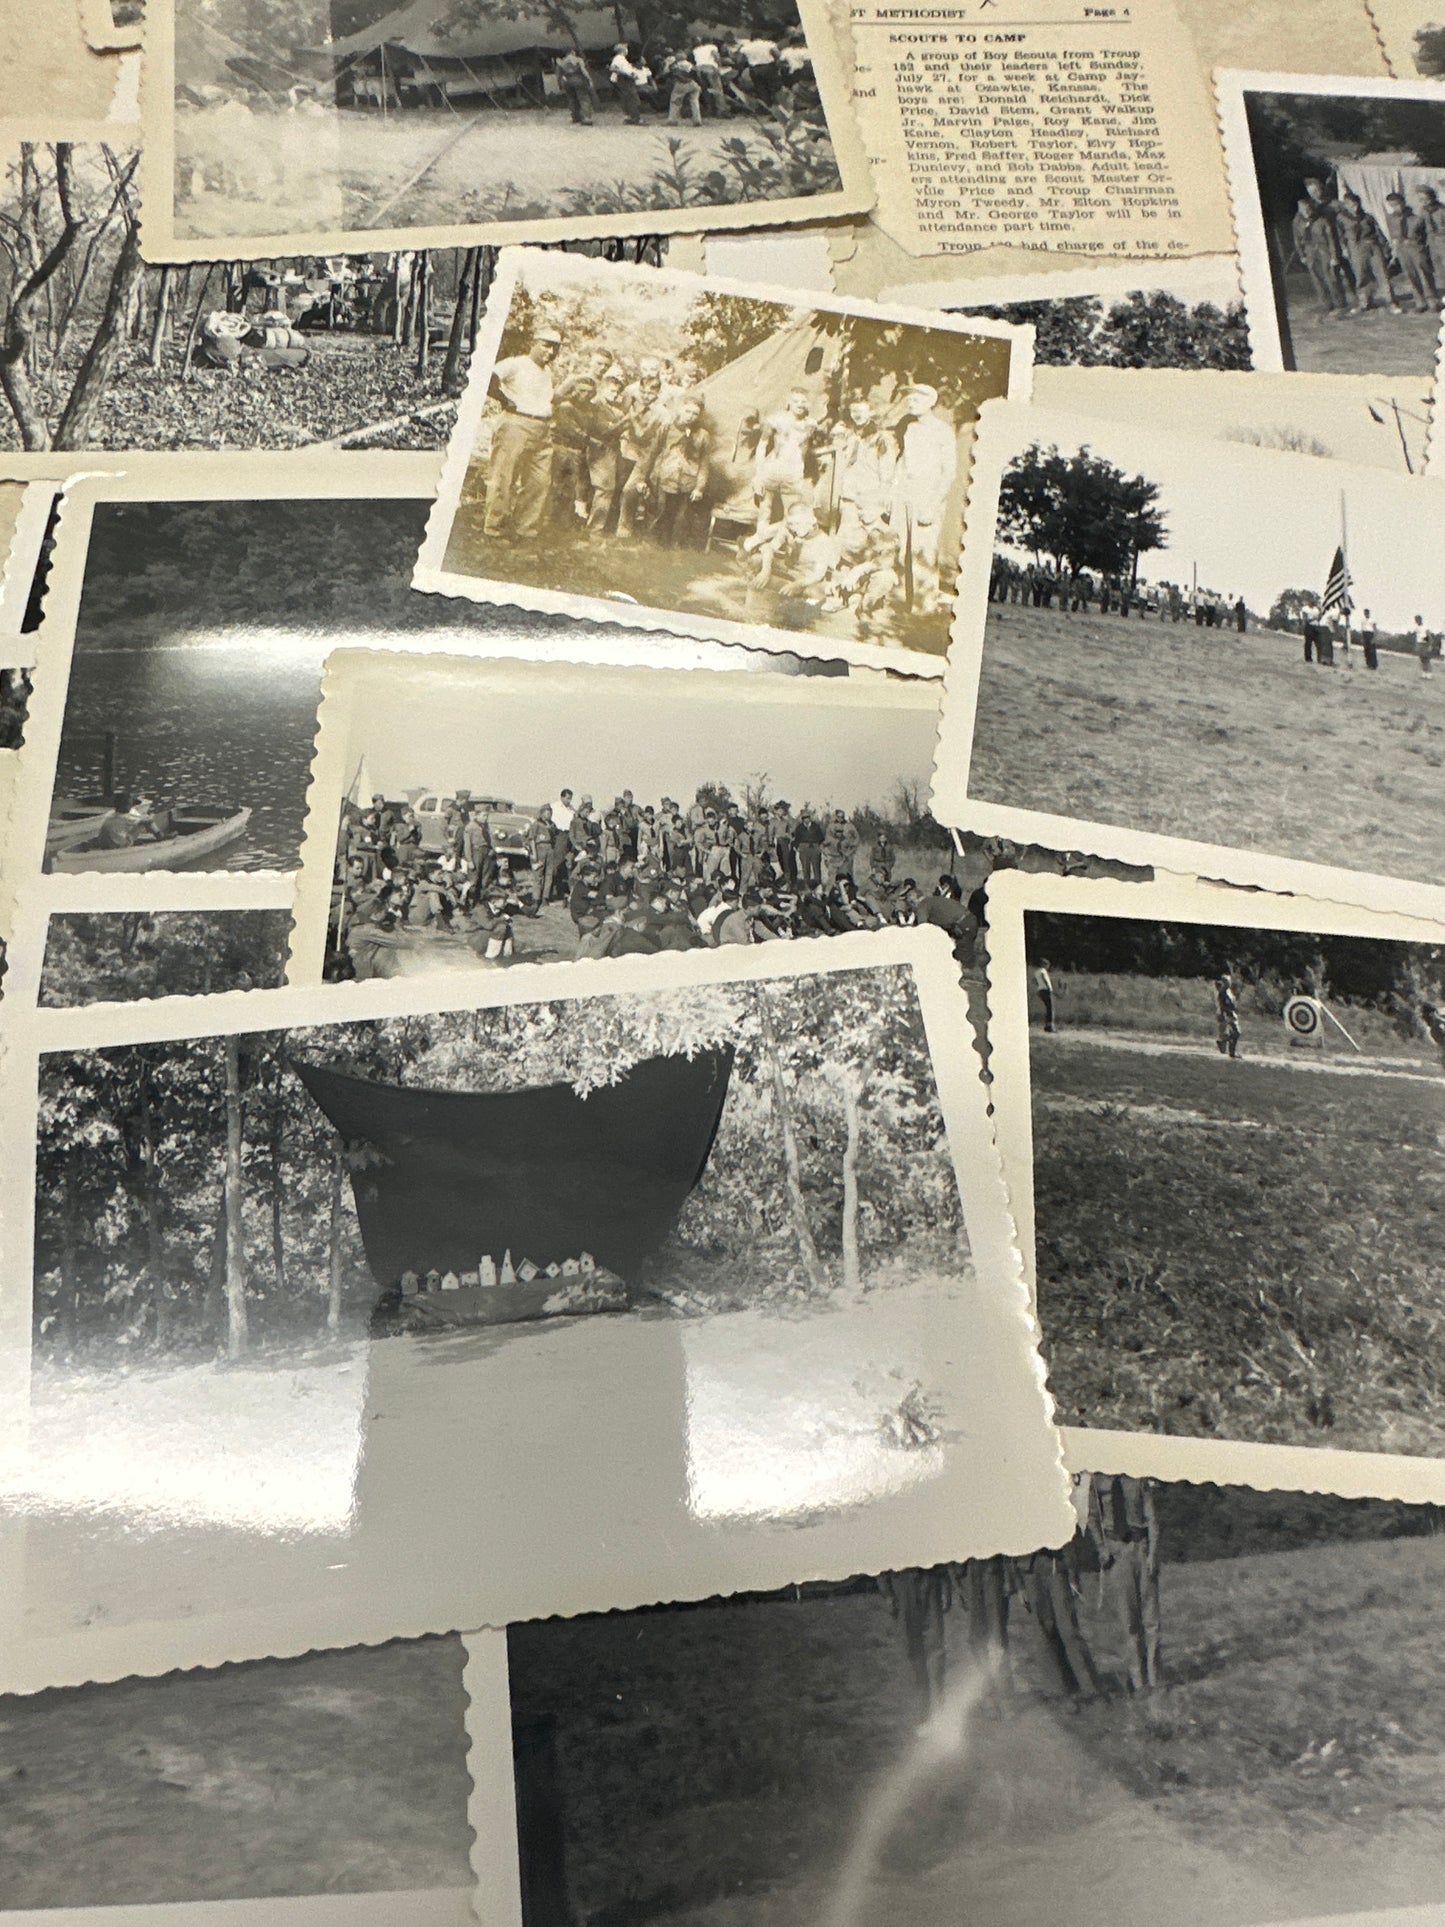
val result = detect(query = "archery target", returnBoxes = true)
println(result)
[1283,995,1322,1039]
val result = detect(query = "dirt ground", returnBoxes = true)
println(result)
[969,603,1445,886]
[1277,266,1441,376]
[0,1637,473,1910]
[440,496,950,659]
[509,1531,1445,1925]
[176,103,839,241]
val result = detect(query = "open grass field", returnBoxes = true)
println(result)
[509,1526,1445,1925]
[969,604,1445,885]
[1034,967,1431,1062]
[1030,1030,1445,1448]
[0,1636,473,1910]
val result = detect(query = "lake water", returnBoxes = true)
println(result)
[54,630,340,871]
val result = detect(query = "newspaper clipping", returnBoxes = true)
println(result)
[848,0,1234,258]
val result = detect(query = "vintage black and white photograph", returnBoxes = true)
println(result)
[1219,72,1445,376]
[1015,904,1445,1459]
[297,654,967,983]
[416,249,1028,669]
[0,1634,475,1916]
[26,475,779,886]
[935,401,1445,909]
[940,261,1253,375]
[146,0,866,258]
[39,907,294,1004]
[503,1478,1445,1925]
[0,135,669,458]
[7,938,1068,1683]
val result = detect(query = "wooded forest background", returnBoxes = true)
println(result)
[35,965,964,1366]
[40,911,293,1007]
[1025,913,1445,1035]
[0,139,663,451]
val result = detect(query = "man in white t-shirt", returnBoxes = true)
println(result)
[483,328,560,543]
[735,33,780,102]
[891,383,958,616]
[692,36,728,114]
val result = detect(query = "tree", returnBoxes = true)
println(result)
[0,144,83,450]
[997,442,1167,585]
[681,291,788,377]
[1268,587,1321,631]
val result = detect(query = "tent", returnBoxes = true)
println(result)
[1334,156,1445,237]
[320,0,626,107]
[693,316,846,523]
[692,315,976,568]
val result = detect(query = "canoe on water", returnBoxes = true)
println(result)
[45,801,116,855]
[48,806,253,874]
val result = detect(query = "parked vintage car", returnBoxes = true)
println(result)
[404,789,538,864]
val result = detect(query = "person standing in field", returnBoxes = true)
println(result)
[1384,191,1439,313]
[1292,195,1349,319]
[1084,1471,1162,1694]
[891,384,958,617]
[880,1566,951,1727]
[1214,969,1241,1058]
[554,48,596,124]
[608,42,646,123]
[1335,189,1401,313]
[1012,1543,1102,1700]
[1414,615,1435,675]
[662,47,703,124]
[1360,607,1379,671]
[483,327,560,544]
[1033,959,1056,1033]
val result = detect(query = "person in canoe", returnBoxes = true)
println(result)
[95,795,174,848]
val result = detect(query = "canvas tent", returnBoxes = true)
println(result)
[320,0,625,107]
[694,316,845,523]
[1334,155,1445,237]
[693,315,975,570]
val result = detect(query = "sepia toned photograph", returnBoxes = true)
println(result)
[1219,72,1445,377]
[6,937,1069,1685]
[935,401,1445,911]
[39,907,294,1005]
[295,653,967,984]
[1018,906,1445,1459]
[416,249,1029,670]
[0,1634,475,1914]
[145,0,867,259]
[504,1477,1445,1925]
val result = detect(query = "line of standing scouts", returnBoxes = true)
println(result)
[881,1472,1161,1727]
[1291,173,1445,321]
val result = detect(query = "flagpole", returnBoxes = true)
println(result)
[1340,488,1351,652]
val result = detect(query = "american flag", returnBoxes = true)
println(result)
[1321,545,1352,618]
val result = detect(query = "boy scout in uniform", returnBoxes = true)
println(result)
[1336,191,1400,313]
[1083,1471,1162,1694]
[1384,192,1438,312]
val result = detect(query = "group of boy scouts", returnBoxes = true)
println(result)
[989,556,1248,630]
[882,1472,1162,1727]
[551,24,816,128]
[481,322,961,640]
[1291,172,1445,320]
[331,785,973,979]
